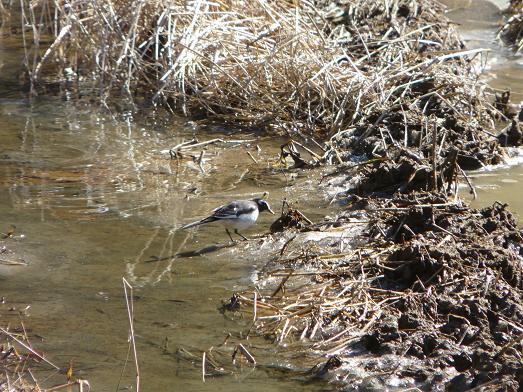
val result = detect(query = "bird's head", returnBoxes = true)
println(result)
[253,198,275,215]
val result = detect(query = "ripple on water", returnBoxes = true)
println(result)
[0,89,334,390]
[1,1,522,388]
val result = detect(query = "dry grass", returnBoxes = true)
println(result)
[499,0,523,52]
[0,324,91,391]
[0,325,46,391]
[22,0,499,138]
[220,198,523,388]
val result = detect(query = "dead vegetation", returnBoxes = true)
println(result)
[21,0,504,139]
[0,321,91,392]
[12,0,523,389]
[0,331,38,392]
[221,195,523,390]
[499,0,523,52]
[23,0,519,177]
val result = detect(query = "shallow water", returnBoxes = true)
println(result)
[441,0,523,222]
[0,1,522,390]
[0,38,329,391]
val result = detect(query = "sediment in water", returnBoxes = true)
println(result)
[11,0,523,389]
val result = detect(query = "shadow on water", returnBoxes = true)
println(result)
[0,1,522,390]
[146,242,236,261]
[0,32,330,390]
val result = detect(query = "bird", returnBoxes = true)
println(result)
[181,197,275,242]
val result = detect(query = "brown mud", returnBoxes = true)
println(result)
[499,0,523,52]
[361,195,523,390]
[3,0,523,390]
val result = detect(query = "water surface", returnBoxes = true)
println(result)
[0,39,328,391]
[1,1,522,390]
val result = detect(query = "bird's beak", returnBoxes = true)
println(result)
[268,205,275,215]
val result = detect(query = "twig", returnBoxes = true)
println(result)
[457,164,477,199]
[0,327,59,370]
[495,333,523,358]
[246,150,258,164]
[280,235,297,256]
[237,344,256,365]
[202,351,206,383]
[271,270,294,297]
[197,150,205,173]
[122,277,140,392]
[432,120,438,191]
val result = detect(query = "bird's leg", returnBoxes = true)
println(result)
[225,229,236,243]
[235,229,249,241]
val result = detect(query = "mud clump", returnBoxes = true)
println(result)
[270,202,313,233]
[498,119,523,147]
[319,0,511,194]
[227,192,523,390]
[359,195,523,389]
[498,0,523,53]
[330,111,507,195]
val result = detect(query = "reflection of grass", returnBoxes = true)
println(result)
[0,1,9,30]
[125,227,188,287]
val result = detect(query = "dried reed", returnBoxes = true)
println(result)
[22,0,498,140]
[499,0,523,52]
[0,324,91,391]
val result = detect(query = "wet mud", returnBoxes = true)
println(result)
[216,1,523,388]
[360,194,523,390]
[223,193,523,390]
[498,0,523,52]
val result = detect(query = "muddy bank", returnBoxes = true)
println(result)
[212,1,523,390]
[499,0,523,52]
[6,0,523,389]
[225,194,522,390]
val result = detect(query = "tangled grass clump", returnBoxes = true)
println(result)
[23,0,500,139]
[499,0,523,52]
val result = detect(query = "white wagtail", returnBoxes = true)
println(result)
[181,197,275,241]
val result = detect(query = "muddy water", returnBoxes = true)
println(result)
[0,41,329,391]
[1,1,522,391]
[441,0,523,222]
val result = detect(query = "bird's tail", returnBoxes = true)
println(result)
[181,216,217,229]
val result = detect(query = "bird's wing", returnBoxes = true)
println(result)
[212,201,255,219]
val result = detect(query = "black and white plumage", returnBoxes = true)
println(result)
[181,197,275,241]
